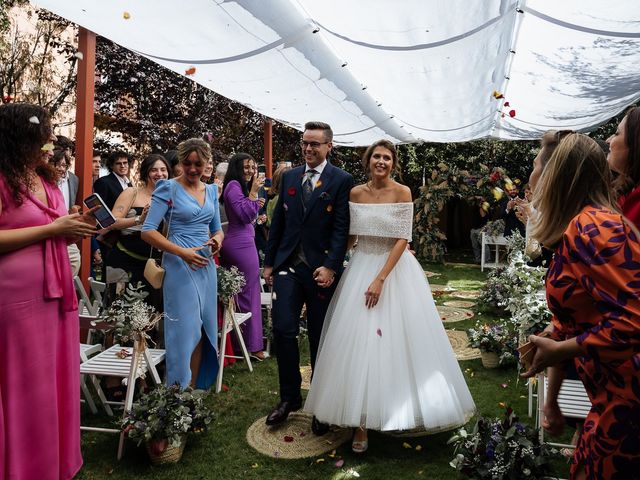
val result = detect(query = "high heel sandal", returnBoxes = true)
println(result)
[352,427,368,453]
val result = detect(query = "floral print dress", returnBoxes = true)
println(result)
[546,205,640,480]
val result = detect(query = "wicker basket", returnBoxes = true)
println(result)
[145,436,187,465]
[480,351,500,369]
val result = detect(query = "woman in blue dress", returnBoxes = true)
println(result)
[142,138,224,389]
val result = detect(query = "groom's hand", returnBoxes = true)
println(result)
[263,266,273,286]
[313,266,335,288]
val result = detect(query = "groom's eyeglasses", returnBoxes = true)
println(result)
[300,140,329,149]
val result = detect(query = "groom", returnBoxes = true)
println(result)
[263,121,353,434]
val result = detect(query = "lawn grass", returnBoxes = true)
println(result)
[76,261,571,479]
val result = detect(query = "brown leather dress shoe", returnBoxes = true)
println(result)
[265,397,303,426]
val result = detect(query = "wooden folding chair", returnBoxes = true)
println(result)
[215,301,252,393]
[536,372,591,448]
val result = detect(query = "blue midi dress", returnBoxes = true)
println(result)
[142,179,221,389]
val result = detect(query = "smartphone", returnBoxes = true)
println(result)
[197,245,212,258]
[83,193,117,229]
[264,178,272,188]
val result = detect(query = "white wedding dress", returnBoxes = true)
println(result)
[304,202,476,432]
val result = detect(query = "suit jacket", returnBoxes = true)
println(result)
[93,172,127,209]
[67,172,79,210]
[265,162,353,272]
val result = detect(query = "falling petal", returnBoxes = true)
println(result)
[29,116,40,124]
[41,143,54,152]
[415,445,423,451]
[376,328,382,337]
[185,66,197,76]
[503,101,510,107]
[222,384,229,392]
[274,451,281,458]
[402,442,412,449]
[74,51,84,60]
[509,109,516,117]
[251,463,259,468]
[492,90,504,99]
[328,450,336,458]
[299,432,306,437]
[335,459,345,468]
[284,435,294,442]
[500,383,508,389]
[122,11,131,19]
[499,401,507,408]
[316,458,325,464]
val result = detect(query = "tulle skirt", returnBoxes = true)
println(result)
[304,243,476,432]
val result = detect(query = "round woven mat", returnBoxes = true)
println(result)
[300,365,311,390]
[446,329,481,361]
[423,270,441,278]
[429,284,457,295]
[452,290,480,300]
[437,305,474,323]
[246,412,351,459]
[444,300,476,309]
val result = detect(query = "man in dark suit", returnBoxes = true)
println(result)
[263,121,353,434]
[93,150,132,209]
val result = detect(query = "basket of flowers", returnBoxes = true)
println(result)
[468,320,517,368]
[120,384,213,465]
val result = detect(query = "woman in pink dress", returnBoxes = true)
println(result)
[0,103,96,479]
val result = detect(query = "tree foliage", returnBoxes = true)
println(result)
[0,3,78,120]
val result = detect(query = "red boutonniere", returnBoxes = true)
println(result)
[288,187,297,196]
[167,199,173,207]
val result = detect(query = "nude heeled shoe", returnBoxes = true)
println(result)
[352,427,368,453]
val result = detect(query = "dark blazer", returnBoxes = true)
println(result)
[93,172,127,209]
[265,162,353,272]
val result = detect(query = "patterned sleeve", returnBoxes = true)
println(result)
[560,209,640,364]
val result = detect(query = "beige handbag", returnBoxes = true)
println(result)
[143,183,175,290]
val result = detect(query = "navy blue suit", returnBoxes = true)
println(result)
[265,161,353,402]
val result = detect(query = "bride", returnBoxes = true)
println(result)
[304,140,476,453]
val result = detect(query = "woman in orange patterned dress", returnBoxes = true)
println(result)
[522,133,640,480]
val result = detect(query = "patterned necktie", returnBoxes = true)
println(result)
[302,169,317,206]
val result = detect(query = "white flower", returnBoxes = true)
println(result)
[74,51,84,60]
[28,116,39,124]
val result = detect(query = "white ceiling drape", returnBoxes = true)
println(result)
[34,0,640,145]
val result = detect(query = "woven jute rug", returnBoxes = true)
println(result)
[437,305,474,323]
[452,290,480,300]
[446,329,481,361]
[444,300,476,309]
[246,412,351,459]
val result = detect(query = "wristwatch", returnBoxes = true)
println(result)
[134,215,142,225]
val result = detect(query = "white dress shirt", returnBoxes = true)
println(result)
[57,173,70,210]
[116,174,130,190]
[301,159,327,189]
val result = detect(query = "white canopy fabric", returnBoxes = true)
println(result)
[34,0,640,145]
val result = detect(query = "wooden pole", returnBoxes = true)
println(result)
[263,118,273,178]
[75,28,96,290]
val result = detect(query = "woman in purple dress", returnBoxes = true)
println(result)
[221,153,267,360]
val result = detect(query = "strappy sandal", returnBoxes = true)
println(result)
[352,427,368,453]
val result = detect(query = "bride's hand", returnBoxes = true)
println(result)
[365,278,384,309]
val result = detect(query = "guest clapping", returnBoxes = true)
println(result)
[522,133,640,480]
[220,153,267,361]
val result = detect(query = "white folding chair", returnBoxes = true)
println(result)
[260,278,273,355]
[480,233,509,271]
[79,313,166,459]
[536,372,591,448]
[216,304,252,393]
[74,276,101,316]
[80,343,103,414]
[88,277,106,308]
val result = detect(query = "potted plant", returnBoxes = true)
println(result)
[448,405,558,479]
[468,320,516,368]
[120,384,214,465]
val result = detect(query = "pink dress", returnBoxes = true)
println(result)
[0,175,82,479]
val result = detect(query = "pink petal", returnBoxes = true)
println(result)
[376,328,382,337]
[335,459,345,468]
[284,435,294,442]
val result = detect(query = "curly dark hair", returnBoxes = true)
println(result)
[221,153,254,204]
[139,154,172,185]
[0,103,57,205]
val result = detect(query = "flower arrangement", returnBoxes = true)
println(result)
[448,406,558,479]
[217,266,246,302]
[480,219,505,239]
[120,384,214,448]
[101,282,162,343]
[468,321,509,354]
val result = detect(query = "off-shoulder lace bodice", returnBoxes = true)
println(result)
[349,202,413,254]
